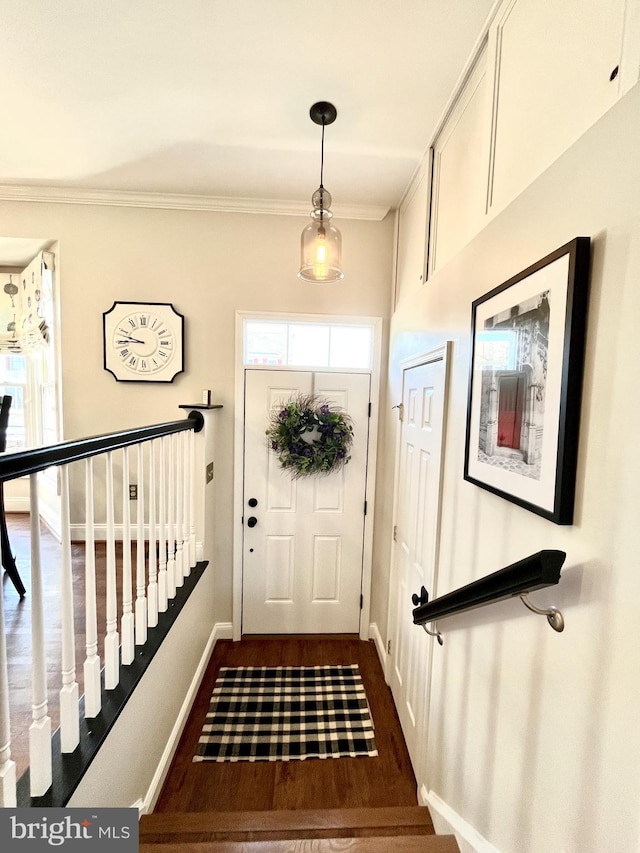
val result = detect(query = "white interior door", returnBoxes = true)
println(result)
[242,369,371,634]
[389,348,448,782]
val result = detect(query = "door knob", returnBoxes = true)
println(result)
[247,516,258,528]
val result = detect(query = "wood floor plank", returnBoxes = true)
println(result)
[140,806,434,837]
[139,837,459,852]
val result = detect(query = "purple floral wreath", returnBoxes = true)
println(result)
[266,393,354,478]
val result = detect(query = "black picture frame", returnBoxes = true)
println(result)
[103,301,185,383]
[464,237,591,525]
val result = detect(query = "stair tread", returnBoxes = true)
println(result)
[139,834,459,852]
[140,806,435,836]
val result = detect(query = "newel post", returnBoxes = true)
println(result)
[180,404,221,566]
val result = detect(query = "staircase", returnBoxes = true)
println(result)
[139,807,459,851]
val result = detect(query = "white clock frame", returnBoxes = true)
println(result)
[103,301,184,383]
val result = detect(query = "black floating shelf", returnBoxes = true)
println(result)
[412,549,566,627]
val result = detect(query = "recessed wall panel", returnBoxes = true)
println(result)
[489,0,624,213]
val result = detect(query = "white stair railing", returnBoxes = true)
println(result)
[0,408,213,805]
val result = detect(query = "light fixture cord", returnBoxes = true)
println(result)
[320,118,325,189]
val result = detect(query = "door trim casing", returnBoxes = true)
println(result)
[233,311,384,641]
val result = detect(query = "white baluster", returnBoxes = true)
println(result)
[83,460,101,718]
[59,465,79,753]
[167,434,176,599]
[175,430,184,586]
[157,435,168,612]
[188,426,196,568]
[121,447,134,665]
[135,443,147,644]
[147,439,158,627]
[104,452,120,689]
[181,431,190,578]
[28,473,52,795]
[0,518,16,806]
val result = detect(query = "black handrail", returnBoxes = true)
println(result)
[0,411,204,483]
[412,550,566,626]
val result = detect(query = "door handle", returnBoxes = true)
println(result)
[247,516,258,528]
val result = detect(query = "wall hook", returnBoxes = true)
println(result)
[520,594,565,632]
[422,622,444,645]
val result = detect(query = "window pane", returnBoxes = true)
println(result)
[0,354,27,451]
[329,326,373,369]
[245,322,287,365]
[288,324,329,367]
[244,320,374,369]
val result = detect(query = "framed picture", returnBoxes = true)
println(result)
[464,237,591,524]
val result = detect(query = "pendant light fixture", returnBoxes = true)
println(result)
[298,101,344,284]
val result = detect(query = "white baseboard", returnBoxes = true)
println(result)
[4,497,30,513]
[70,523,143,541]
[421,787,502,853]
[140,621,232,814]
[368,622,388,681]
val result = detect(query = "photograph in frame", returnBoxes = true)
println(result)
[464,237,591,524]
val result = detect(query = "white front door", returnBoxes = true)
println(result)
[389,347,449,782]
[242,369,371,634]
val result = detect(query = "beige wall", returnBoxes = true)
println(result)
[380,83,640,851]
[0,201,394,625]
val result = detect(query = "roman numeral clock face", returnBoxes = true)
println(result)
[103,302,184,382]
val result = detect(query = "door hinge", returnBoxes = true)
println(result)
[393,524,398,542]
[360,594,364,609]
[387,639,392,655]
[368,401,372,417]
[364,500,368,516]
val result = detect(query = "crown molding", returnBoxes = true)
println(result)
[0,184,390,221]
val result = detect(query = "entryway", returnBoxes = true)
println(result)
[233,312,382,640]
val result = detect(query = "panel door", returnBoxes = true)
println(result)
[389,353,447,781]
[242,369,371,634]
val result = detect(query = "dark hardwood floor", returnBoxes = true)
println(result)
[4,514,418,811]
[154,636,417,813]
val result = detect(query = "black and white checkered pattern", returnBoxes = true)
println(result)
[193,664,378,762]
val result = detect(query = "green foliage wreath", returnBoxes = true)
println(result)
[266,393,354,478]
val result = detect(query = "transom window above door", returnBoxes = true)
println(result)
[244,320,374,370]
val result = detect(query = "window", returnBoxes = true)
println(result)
[245,320,374,370]
[0,354,27,451]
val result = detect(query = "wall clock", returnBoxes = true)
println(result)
[103,301,184,382]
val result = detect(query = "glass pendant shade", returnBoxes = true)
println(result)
[298,186,344,284]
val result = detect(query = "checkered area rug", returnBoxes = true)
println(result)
[193,664,378,762]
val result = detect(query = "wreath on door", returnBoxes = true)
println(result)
[266,393,354,478]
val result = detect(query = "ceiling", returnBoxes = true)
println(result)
[1,0,493,265]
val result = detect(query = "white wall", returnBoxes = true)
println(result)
[381,82,640,852]
[0,201,394,627]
